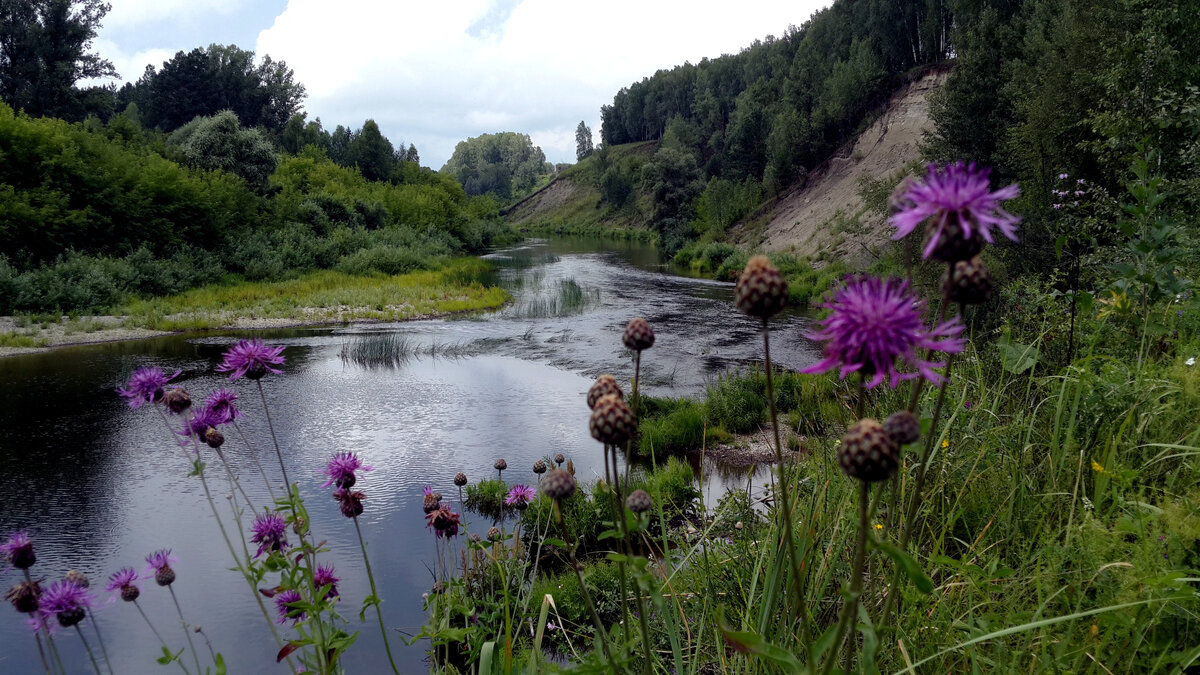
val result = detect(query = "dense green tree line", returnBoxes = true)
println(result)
[0,103,512,313]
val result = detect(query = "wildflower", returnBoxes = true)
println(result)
[587,375,623,410]
[494,458,507,473]
[215,339,285,380]
[204,389,241,423]
[839,419,899,482]
[105,568,141,603]
[964,401,973,409]
[553,453,565,467]
[162,388,191,415]
[314,564,339,600]
[873,523,884,531]
[40,578,91,628]
[334,488,366,518]
[941,439,950,450]
[7,578,42,615]
[532,460,547,475]
[274,589,305,625]
[454,472,468,487]
[883,410,920,446]
[505,484,535,508]
[1186,357,1196,367]
[626,489,652,514]
[801,277,964,388]
[735,255,788,319]
[180,405,223,440]
[250,513,290,558]
[1058,172,1069,180]
[425,505,461,538]
[1091,460,1104,473]
[891,162,1021,260]
[422,485,441,514]
[622,317,656,351]
[590,394,637,444]
[117,367,181,409]
[320,451,373,489]
[541,469,576,501]
[1,531,35,570]
[144,549,178,587]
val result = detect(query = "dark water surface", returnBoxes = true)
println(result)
[0,238,818,673]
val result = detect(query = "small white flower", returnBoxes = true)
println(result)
[1186,357,1196,367]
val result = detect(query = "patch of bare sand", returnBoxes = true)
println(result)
[735,69,947,265]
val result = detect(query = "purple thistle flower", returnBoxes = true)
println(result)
[204,389,241,424]
[116,367,181,409]
[505,484,535,507]
[250,513,290,558]
[40,579,91,628]
[274,589,305,625]
[1,531,35,570]
[891,162,1021,258]
[215,339,286,380]
[144,549,177,573]
[320,451,374,489]
[801,277,965,389]
[425,504,461,538]
[105,568,141,602]
[314,564,339,600]
[179,405,224,439]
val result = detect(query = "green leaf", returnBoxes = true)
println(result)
[996,335,1039,375]
[873,538,933,594]
[480,640,496,675]
[719,624,802,672]
[541,537,567,549]
[157,646,175,665]
[214,653,226,675]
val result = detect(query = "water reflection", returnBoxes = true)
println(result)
[0,237,818,672]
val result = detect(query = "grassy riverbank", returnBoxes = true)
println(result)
[0,258,508,353]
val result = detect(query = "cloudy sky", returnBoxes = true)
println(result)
[93,0,830,169]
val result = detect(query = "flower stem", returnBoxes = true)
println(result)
[880,348,958,630]
[134,600,191,675]
[85,609,114,675]
[232,419,277,501]
[553,499,616,673]
[167,586,203,675]
[74,625,103,675]
[31,629,50,675]
[255,380,291,489]
[352,516,401,675]
[819,481,869,675]
[762,319,808,646]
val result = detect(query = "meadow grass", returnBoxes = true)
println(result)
[118,259,509,331]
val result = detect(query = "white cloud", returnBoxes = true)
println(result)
[258,0,828,167]
[103,0,240,29]
[86,39,175,86]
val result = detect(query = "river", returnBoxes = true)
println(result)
[0,237,819,673]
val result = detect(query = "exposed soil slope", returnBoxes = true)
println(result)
[734,69,947,263]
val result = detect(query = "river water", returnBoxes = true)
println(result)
[0,237,819,673]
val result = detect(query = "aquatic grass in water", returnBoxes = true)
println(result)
[508,278,600,318]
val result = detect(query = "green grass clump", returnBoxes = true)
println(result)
[464,478,511,519]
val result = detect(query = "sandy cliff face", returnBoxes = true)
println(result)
[738,69,947,263]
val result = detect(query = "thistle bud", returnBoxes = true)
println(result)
[590,394,636,445]
[883,410,920,446]
[622,318,655,351]
[839,419,899,482]
[540,469,576,501]
[162,388,191,414]
[587,375,623,410]
[735,256,788,319]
